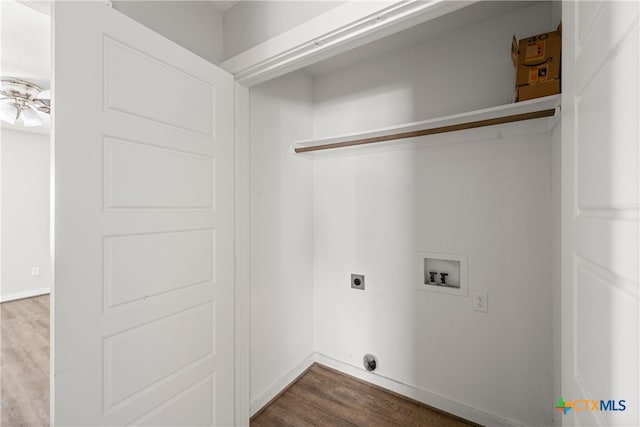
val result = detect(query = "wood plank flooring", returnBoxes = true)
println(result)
[0,295,49,427]
[0,297,476,427]
[251,364,478,427]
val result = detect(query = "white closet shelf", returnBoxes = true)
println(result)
[293,94,561,155]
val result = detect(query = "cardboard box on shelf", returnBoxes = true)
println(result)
[516,80,560,102]
[511,24,561,102]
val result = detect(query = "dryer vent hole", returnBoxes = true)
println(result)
[363,354,377,372]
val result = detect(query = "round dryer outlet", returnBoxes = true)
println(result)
[363,354,377,372]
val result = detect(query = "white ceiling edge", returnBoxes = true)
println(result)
[303,0,538,76]
[16,0,113,16]
[222,1,477,87]
[210,1,238,12]
[221,1,398,78]
[15,0,50,16]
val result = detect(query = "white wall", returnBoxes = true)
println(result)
[1,128,51,301]
[112,1,345,64]
[313,2,554,138]
[313,136,554,426]
[249,71,315,411]
[112,1,224,65]
[223,1,344,60]
[311,3,557,426]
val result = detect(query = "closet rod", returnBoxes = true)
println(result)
[294,108,556,153]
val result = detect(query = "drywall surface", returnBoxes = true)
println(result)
[223,1,344,59]
[1,129,50,301]
[249,71,315,409]
[313,133,554,427]
[311,2,555,425]
[313,2,554,138]
[112,1,223,64]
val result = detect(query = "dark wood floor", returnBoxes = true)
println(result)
[0,295,50,427]
[251,364,477,427]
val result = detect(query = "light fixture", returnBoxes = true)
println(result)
[0,77,50,127]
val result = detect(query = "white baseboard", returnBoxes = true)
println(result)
[250,352,316,417]
[314,353,524,427]
[0,287,50,303]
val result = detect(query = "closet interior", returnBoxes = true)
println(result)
[245,1,561,426]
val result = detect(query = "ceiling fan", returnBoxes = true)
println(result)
[0,77,51,127]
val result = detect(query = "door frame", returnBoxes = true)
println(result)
[234,83,251,424]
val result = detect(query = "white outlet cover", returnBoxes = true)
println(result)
[32,266,40,277]
[472,291,488,313]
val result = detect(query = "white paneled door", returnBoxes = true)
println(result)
[562,1,639,426]
[53,2,234,425]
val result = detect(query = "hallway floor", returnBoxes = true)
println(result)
[0,295,49,427]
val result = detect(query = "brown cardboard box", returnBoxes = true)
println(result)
[512,24,561,101]
[516,80,560,102]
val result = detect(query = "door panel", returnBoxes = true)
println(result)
[104,138,215,210]
[104,230,215,309]
[53,2,234,425]
[562,1,639,426]
[103,302,214,409]
[104,38,216,137]
[576,25,639,209]
[134,375,215,426]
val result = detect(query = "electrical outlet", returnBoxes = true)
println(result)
[351,274,365,290]
[472,291,488,313]
[31,266,40,277]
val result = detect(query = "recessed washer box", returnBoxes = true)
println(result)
[418,251,467,296]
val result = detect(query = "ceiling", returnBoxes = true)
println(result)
[1,0,51,134]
